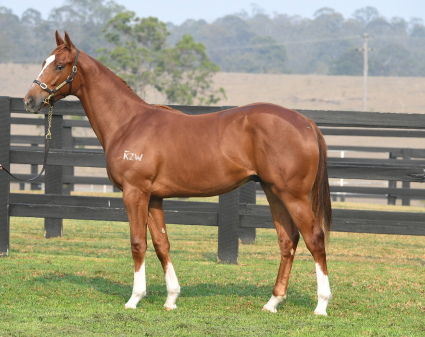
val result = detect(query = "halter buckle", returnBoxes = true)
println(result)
[40,83,48,90]
[72,66,77,74]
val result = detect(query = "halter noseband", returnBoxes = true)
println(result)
[33,49,80,105]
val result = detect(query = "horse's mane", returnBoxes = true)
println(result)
[154,104,176,111]
[97,61,148,103]
[53,45,178,110]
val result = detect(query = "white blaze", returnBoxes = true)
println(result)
[314,263,332,316]
[37,55,55,80]
[125,261,146,309]
[164,263,180,309]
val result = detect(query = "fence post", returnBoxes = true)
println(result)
[0,97,10,256]
[62,125,74,195]
[239,182,256,244]
[218,189,239,264]
[401,148,411,206]
[387,152,397,205]
[44,113,63,238]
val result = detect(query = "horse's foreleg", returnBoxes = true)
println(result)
[147,198,181,310]
[123,187,150,309]
[261,183,300,313]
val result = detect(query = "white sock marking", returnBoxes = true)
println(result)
[37,55,55,79]
[314,263,332,316]
[164,263,180,309]
[263,295,285,313]
[125,261,146,309]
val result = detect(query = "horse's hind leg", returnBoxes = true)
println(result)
[147,198,181,310]
[261,183,300,313]
[279,191,332,316]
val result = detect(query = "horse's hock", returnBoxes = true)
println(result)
[1,96,425,258]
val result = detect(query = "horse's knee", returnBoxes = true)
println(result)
[278,231,299,257]
[130,239,147,258]
[153,239,170,260]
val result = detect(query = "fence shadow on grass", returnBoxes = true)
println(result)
[28,273,314,309]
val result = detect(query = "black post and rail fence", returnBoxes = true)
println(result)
[1,96,425,262]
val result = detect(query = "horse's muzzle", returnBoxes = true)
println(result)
[24,96,44,114]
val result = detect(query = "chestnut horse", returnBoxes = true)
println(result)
[24,32,332,315]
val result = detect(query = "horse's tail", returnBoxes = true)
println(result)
[308,119,332,242]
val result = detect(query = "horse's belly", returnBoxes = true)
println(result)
[151,156,253,198]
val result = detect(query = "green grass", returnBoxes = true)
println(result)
[1,214,424,336]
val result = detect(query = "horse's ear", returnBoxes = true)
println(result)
[64,31,75,50]
[55,31,64,46]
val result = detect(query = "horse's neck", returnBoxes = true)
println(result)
[75,54,150,149]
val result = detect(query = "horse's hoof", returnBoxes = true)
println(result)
[262,306,277,313]
[165,304,177,311]
[314,310,328,316]
[125,305,136,309]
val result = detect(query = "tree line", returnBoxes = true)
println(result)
[1,0,424,78]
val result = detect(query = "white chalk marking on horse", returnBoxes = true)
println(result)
[125,261,146,309]
[314,263,332,316]
[37,55,55,79]
[123,150,143,161]
[164,263,180,310]
[262,295,285,313]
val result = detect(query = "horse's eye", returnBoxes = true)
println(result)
[56,64,64,71]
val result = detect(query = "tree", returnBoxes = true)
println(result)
[49,0,125,57]
[329,48,363,75]
[0,7,23,62]
[97,11,225,105]
[352,7,380,26]
[222,35,287,73]
[410,18,425,37]
[372,44,411,76]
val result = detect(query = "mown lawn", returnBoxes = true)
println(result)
[0,201,424,336]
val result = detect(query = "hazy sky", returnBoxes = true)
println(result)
[3,0,424,24]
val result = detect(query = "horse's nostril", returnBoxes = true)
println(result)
[27,96,35,108]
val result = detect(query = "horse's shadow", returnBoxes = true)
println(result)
[28,273,314,309]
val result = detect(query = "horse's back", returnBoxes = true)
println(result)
[216,103,319,172]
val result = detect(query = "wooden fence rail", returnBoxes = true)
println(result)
[1,96,425,262]
[9,105,425,203]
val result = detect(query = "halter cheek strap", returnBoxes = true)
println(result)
[33,49,80,104]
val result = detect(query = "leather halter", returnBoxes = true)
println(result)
[33,49,80,105]
[0,49,80,181]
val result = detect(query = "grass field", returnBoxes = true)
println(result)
[1,201,424,336]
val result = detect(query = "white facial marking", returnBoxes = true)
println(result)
[125,261,146,309]
[37,55,55,80]
[314,263,332,316]
[263,295,285,313]
[164,263,180,310]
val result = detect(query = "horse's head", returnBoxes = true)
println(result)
[24,31,80,113]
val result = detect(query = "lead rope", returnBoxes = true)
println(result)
[0,94,53,181]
